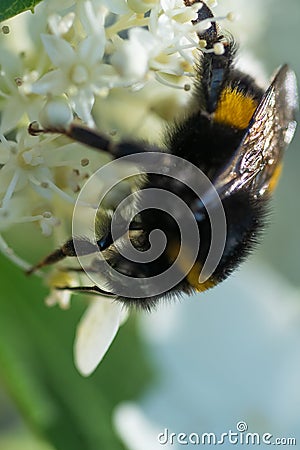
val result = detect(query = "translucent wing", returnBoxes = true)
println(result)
[214,65,298,198]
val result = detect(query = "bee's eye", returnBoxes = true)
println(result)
[97,234,113,251]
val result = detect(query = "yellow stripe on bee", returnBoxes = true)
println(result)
[214,87,258,129]
[186,262,217,292]
[267,162,283,193]
[167,244,216,292]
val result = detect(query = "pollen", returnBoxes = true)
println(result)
[213,42,225,55]
[198,39,207,49]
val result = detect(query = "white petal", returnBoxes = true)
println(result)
[78,35,105,65]
[74,298,123,376]
[0,97,24,133]
[102,0,130,14]
[0,144,9,164]
[160,0,175,12]
[70,89,95,125]
[41,34,75,67]
[32,69,67,95]
[45,289,71,309]
[128,28,157,55]
[111,39,149,81]
[114,403,167,450]
[48,12,75,36]
[127,0,156,14]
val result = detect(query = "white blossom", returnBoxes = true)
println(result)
[32,34,107,126]
[0,129,91,208]
[111,28,156,83]
[0,65,44,134]
[0,0,222,375]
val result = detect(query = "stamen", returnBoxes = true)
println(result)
[0,134,10,149]
[1,25,10,34]
[28,121,44,136]
[213,42,225,55]
[0,68,19,92]
[206,0,218,7]
[1,171,20,209]
[11,214,46,224]
[201,42,225,55]
[0,234,40,273]
[42,179,78,204]
[154,73,191,90]
[29,176,96,208]
[81,158,90,167]
[164,42,198,55]
[176,47,194,66]
[194,15,228,34]
[14,77,23,87]
[226,12,237,22]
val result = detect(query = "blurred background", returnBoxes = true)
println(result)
[0,0,299,449]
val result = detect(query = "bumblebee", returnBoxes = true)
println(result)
[28,0,298,310]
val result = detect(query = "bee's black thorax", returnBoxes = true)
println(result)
[166,114,244,178]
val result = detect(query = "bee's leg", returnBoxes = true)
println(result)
[26,237,97,275]
[29,122,161,160]
[55,285,115,297]
[60,257,107,273]
[64,123,162,159]
[59,266,92,273]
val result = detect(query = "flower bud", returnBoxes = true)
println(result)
[39,97,73,129]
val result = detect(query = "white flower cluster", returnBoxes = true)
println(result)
[0,0,208,264]
[0,0,224,375]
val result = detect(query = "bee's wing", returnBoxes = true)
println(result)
[214,65,298,198]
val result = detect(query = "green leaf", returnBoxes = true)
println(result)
[0,430,54,450]
[0,1,42,22]
[0,253,153,450]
